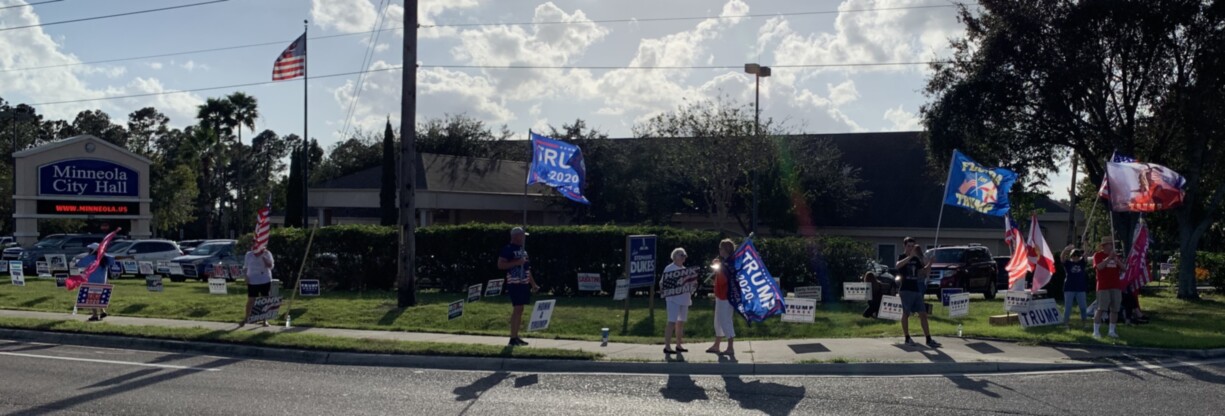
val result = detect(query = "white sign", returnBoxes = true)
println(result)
[448,299,464,320]
[613,279,629,301]
[794,286,822,302]
[36,261,51,278]
[843,282,871,302]
[9,261,24,286]
[878,295,904,321]
[1017,298,1062,328]
[577,273,602,292]
[484,279,503,297]
[467,284,483,303]
[138,261,155,276]
[146,275,164,292]
[1160,263,1173,277]
[47,254,68,272]
[528,299,556,331]
[208,278,227,295]
[121,260,139,275]
[782,297,817,323]
[948,293,970,318]
[247,296,282,323]
[1004,290,1032,313]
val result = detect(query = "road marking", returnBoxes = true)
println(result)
[0,351,222,372]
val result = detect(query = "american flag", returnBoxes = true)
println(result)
[253,201,271,253]
[65,228,121,291]
[272,33,306,81]
[1004,216,1030,290]
[1124,218,1151,291]
[1098,152,1137,199]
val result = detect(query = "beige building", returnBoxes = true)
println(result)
[11,135,152,245]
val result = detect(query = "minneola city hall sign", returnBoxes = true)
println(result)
[12,135,152,245]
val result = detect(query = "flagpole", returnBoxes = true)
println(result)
[933,151,957,249]
[302,20,310,228]
[523,130,530,227]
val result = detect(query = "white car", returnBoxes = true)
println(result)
[103,239,184,262]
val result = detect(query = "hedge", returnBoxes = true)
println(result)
[238,224,873,297]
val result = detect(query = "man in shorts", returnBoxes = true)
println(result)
[1093,237,1124,338]
[240,241,275,327]
[498,227,539,346]
[895,237,940,348]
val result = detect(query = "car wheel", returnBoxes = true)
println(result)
[984,279,998,300]
[169,276,185,283]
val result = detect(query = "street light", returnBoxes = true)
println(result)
[744,63,770,234]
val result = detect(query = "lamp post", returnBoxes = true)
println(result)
[744,63,770,235]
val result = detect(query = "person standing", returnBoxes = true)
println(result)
[862,271,883,318]
[1060,244,1089,326]
[662,248,693,354]
[1093,237,1124,338]
[240,241,275,327]
[707,239,736,356]
[498,227,539,347]
[76,243,114,322]
[896,237,940,348]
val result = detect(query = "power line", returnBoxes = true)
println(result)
[0,0,229,32]
[422,4,967,28]
[0,0,62,10]
[339,0,391,140]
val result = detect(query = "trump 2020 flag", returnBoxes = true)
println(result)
[943,150,1018,217]
[729,238,786,323]
[527,131,589,204]
[1103,161,1186,212]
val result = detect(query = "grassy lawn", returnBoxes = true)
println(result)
[2,277,1222,349]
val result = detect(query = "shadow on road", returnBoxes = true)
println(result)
[721,375,805,416]
[12,357,241,416]
[659,374,708,403]
[453,372,510,402]
[513,374,538,388]
[945,375,1001,398]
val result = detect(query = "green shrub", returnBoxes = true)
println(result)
[1197,251,1225,292]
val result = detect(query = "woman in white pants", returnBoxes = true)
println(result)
[662,247,694,354]
[708,239,736,356]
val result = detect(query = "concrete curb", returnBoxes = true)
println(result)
[0,327,1110,376]
[963,336,1225,360]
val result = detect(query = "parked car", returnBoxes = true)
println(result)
[2,246,22,261]
[72,240,182,264]
[18,234,109,272]
[177,240,208,255]
[0,236,18,248]
[170,240,236,282]
[926,244,1000,299]
[71,240,135,265]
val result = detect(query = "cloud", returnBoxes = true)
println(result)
[311,0,377,34]
[180,60,208,72]
[148,62,164,70]
[827,80,859,106]
[883,105,921,131]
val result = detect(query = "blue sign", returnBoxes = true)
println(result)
[526,132,589,204]
[730,238,786,323]
[39,159,138,197]
[300,279,321,296]
[626,235,656,288]
[942,150,1017,217]
[941,288,964,307]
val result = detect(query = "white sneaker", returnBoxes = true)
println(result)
[1093,332,1102,339]
[1108,332,1119,338]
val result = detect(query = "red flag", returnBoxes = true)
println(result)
[65,229,121,291]
[1004,216,1030,290]
[1124,219,1151,291]
[253,201,271,253]
[1026,215,1056,294]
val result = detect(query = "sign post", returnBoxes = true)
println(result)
[878,295,904,321]
[794,286,822,302]
[1017,298,1062,328]
[622,235,656,333]
[948,292,970,318]
[299,279,321,296]
[448,299,464,320]
[247,296,282,324]
[576,273,601,292]
[782,297,817,323]
[208,278,227,295]
[528,299,556,331]
[484,279,504,297]
[842,282,871,301]
[467,284,482,303]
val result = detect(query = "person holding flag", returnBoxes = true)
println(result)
[75,242,116,322]
[498,227,539,347]
[241,202,275,327]
[1093,237,1125,338]
[896,237,940,348]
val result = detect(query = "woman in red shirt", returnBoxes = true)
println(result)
[707,239,736,356]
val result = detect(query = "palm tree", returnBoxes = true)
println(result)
[228,92,259,233]
[196,98,236,237]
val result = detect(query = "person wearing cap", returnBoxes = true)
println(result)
[240,239,275,328]
[1093,237,1125,338]
[75,243,115,322]
[498,227,539,346]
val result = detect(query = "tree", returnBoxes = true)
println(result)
[284,138,304,227]
[922,0,1225,299]
[228,92,260,233]
[313,134,381,183]
[66,109,126,146]
[126,107,169,158]
[196,98,235,139]
[380,119,397,225]
[151,163,199,233]
[416,114,515,160]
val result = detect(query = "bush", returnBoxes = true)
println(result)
[1196,251,1225,292]
[240,224,872,296]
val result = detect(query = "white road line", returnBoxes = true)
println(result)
[0,351,222,372]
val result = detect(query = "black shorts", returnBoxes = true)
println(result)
[507,284,531,306]
[247,283,271,298]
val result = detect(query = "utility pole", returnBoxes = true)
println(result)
[397,0,419,307]
[744,63,770,235]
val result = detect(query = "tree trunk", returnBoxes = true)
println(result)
[1177,224,1200,300]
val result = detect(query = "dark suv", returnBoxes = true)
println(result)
[926,245,1000,299]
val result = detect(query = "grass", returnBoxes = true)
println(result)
[1,278,1223,349]
[0,316,600,360]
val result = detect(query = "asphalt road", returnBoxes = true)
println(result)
[1,339,1223,416]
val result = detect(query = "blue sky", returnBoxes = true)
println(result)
[0,0,1076,199]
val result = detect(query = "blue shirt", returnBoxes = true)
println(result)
[499,244,530,285]
[75,254,114,284]
[1063,259,1088,292]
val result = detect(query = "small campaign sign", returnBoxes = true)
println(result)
[10,265,25,286]
[156,261,171,275]
[1017,298,1062,328]
[146,275,164,292]
[1004,290,1032,313]
[782,297,817,324]
[36,261,51,278]
[625,235,657,288]
[941,288,964,307]
[467,284,482,303]
[207,278,227,295]
[948,293,971,318]
[658,266,700,298]
[842,282,871,302]
[1159,262,1173,277]
[528,299,556,331]
[0,261,8,273]
[230,265,242,279]
[484,279,504,297]
[448,299,464,320]
[299,279,321,296]
[121,260,139,275]
[794,286,822,302]
[54,272,67,288]
[613,279,629,301]
[247,296,282,323]
[76,283,113,309]
[878,295,904,321]
[138,261,155,276]
[47,254,68,272]
[577,273,602,292]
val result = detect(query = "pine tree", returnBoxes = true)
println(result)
[284,144,303,227]
[380,119,398,225]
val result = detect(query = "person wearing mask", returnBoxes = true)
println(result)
[240,240,275,327]
[896,237,940,348]
[662,247,694,354]
[707,239,736,356]
[497,227,539,347]
[76,243,114,322]
[1093,237,1125,338]
[1061,245,1090,326]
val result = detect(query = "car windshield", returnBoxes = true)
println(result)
[191,243,229,256]
[930,249,965,263]
[34,236,67,248]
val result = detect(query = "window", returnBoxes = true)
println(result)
[154,243,177,252]
[62,239,84,249]
[877,244,896,263]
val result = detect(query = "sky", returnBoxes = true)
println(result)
[0,0,1076,200]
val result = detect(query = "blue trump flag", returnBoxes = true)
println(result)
[729,238,786,323]
[943,150,1018,217]
[527,131,590,204]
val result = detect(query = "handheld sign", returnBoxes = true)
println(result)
[247,296,282,323]
[467,284,482,303]
[146,275,164,292]
[842,282,871,302]
[878,295,904,321]
[625,235,657,288]
[528,299,556,331]
[299,279,321,296]
[121,260,139,275]
[484,279,504,297]
[782,297,817,324]
[448,299,464,320]
[1017,298,1062,328]
[207,278,227,295]
[54,272,68,288]
[794,286,822,302]
[76,284,113,309]
[658,266,700,298]
[36,261,51,277]
[612,279,629,301]
[577,273,602,292]
[47,254,68,272]
[1004,290,1032,313]
[138,261,155,276]
[948,293,971,318]
[941,288,964,307]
